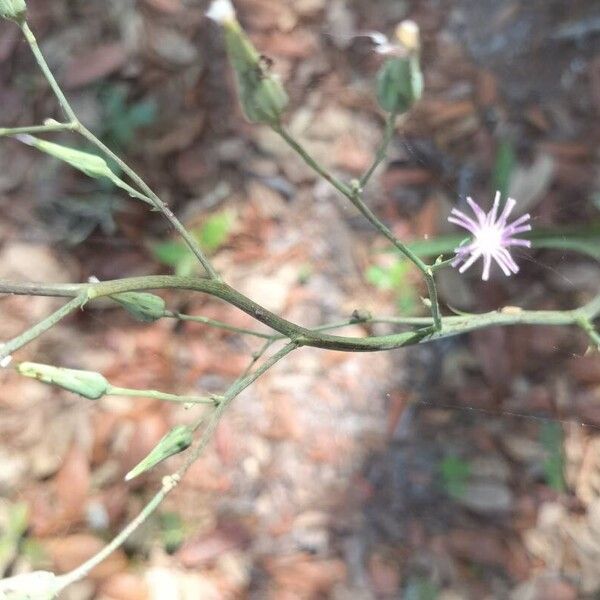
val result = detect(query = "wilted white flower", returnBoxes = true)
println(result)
[361,20,420,56]
[206,0,236,24]
[448,191,532,281]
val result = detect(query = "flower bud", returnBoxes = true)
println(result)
[125,425,193,481]
[376,55,423,114]
[111,292,166,323]
[376,20,423,114]
[18,362,109,400]
[0,570,60,600]
[207,0,288,125]
[0,0,27,23]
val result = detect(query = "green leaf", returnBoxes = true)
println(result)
[152,211,235,274]
[540,422,566,493]
[493,140,516,199]
[17,135,153,206]
[197,210,235,252]
[440,455,470,500]
[152,240,189,268]
[366,261,419,314]
[98,85,157,150]
[160,512,186,554]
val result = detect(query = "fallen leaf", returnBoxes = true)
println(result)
[63,44,127,89]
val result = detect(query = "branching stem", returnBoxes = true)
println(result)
[19,22,219,280]
[273,123,442,330]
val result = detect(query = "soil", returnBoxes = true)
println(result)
[1,0,600,598]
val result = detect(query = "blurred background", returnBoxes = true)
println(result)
[1,0,600,598]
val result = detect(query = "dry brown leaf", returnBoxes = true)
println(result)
[43,534,128,580]
[63,43,127,89]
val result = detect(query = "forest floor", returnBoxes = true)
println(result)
[1,0,600,598]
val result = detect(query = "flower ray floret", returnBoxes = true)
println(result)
[448,191,531,281]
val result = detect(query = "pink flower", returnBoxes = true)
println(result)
[448,191,532,281]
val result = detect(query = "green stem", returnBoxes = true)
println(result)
[56,342,296,594]
[163,310,274,339]
[273,123,442,330]
[106,385,218,405]
[56,487,168,590]
[76,124,220,280]
[359,111,398,188]
[188,342,296,434]
[20,23,78,123]
[240,338,275,378]
[581,294,600,321]
[273,125,353,197]
[576,317,600,350]
[19,21,219,281]
[0,121,75,137]
[0,295,86,361]
[3,277,598,352]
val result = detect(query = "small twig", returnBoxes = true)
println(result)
[55,342,297,594]
[359,111,398,188]
[163,310,274,339]
[106,385,218,405]
[0,294,87,361]
[56,487,168,590]
[577,317,600,350]
[273,123,442,330]
[273,125,353,198]
[20,23,78,124]
[240,338,276,378]
[0,121,76,137]
[2,277,598,351]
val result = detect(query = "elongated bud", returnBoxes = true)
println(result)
[111,291,166,323]
[207,0,288,125]
[17,362,109,400]
[0,570,60,600]
[16,136,153,206]
[376,20,423,114]
[0,0,26,23]
[125,425,193,481]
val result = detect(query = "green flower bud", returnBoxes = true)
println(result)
[208,0,288,125]
[18,362,109,400]
[376,54,423,114]
[125,425,193,481]
[376,20,423,114]
[0,0,27,23]
[0,570,60,600]
[111,292,166,323]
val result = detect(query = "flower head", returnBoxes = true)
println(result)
[448,191,532,281]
